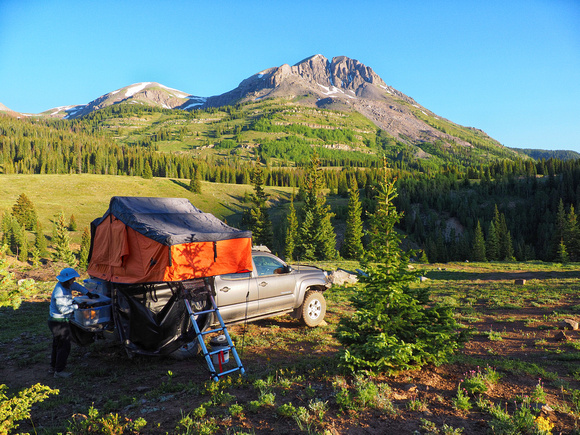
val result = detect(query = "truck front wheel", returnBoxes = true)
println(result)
[301,291,326,327]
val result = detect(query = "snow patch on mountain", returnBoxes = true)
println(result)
[125,82,151,98]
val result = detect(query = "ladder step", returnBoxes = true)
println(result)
[208,347,232,356]
[199,327,226,336]
[190,308,217,316]
[216,367,243,377]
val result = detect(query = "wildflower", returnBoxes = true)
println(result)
[535,415,554,434]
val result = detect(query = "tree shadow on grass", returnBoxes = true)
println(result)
[425,270,580,281]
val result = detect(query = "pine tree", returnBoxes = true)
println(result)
[552,199,567,259]
[498,214,511,260]
[296,153,337,260]
[68,214,78,231]
[34,220,48,256]
[11,193,37,231]
[243,159,273,247]
[1,213,21,256]
[142,161,153,179]
[565,205,580,261]
[556,238,569,263]
[472,220,487,261]
[486,221,499,261]
[79,226,91,269]
[189,169,202,194]
[52,212,76,266]
[341,179,364,260]
[336,161,464,374]
[285,197,298,261]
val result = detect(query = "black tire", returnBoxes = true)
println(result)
[300,291,326,327]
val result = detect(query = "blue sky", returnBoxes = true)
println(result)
[0,0,578,152]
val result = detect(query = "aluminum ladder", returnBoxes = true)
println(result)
[183,284,245,382]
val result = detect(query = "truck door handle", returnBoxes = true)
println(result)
[259,282,268,287]
[220,286,230,293]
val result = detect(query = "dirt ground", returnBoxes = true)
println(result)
[2,265,580,434]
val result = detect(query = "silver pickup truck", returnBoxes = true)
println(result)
[212,248,331,327]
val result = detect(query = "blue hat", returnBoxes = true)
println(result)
[57,267,80,282]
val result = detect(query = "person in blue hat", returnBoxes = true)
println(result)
[48,267,97,378]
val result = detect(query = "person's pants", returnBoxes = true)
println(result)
[48,320,71,372]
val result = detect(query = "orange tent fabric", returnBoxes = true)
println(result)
[88,197,252,284]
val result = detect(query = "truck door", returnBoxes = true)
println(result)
[253,253,296,315]
[213,271,259,324]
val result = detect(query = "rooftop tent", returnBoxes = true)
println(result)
[87,197,253,284]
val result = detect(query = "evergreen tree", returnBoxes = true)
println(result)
[34,220,48,256]
[556,238,569,263]
[68,214,78,231]
[79,226,91,269]
[11,193,37,231]
[336,161,464,374]
[189,169,202,194]
[504,230,515,261]
[243,159,273,247]
[142,161,153,179]
[552,199,567,259]
[296,153,337,260]
[486,221,499,261]
[472,220,487,261]
[1,213,21,256]
[564,205,580,261]
[284,197,298,261]
[341,179,364,261]
[498,214,511,260]
[52,212,76,266]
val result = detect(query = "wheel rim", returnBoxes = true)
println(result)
[307,299,321,319]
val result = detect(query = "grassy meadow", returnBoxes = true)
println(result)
[0,174,295,245]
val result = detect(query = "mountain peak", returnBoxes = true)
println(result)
[48,82,206,119]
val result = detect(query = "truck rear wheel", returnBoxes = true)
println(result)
[301,291,326,327]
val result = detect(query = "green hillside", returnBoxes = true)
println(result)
[75,99,520,169]
[0,174,293,245]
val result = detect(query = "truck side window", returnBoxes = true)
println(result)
[254,255,285,276]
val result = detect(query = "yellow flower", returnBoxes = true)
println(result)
[535,416,554,434]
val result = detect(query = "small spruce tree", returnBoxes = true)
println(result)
[79,227,91,269]
[296,153,337,260]
[189,169,202,194]
[341,178,364,261]
[34,220,48,257]
[472,220,487,262]
[52,212,76,266]
[242,159,273,247]
[68,214,78,231]
[285,197,299,261]
[556,238,569,264]
[11,193,37,231]
[142,161,153,179]
[336,160,465,374]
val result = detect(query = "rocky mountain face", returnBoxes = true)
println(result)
[203,54,478,147]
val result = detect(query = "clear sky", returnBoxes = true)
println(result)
[1,0,578,152]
